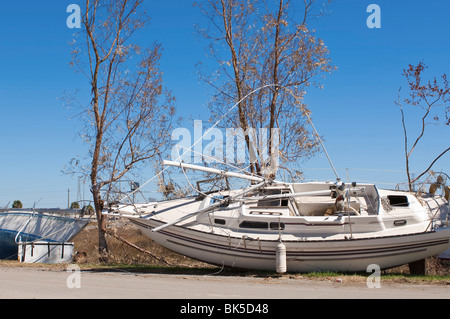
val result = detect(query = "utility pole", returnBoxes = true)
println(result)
[68,188,70,209]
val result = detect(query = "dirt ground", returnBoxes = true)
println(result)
[72,218,214,269]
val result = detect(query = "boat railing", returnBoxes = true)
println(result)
[395,171,449,199]
[426,211,449,232]
[411,172,450,232]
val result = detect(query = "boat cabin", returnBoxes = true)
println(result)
[242,182,380,217]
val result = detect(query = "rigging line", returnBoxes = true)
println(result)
[180,165,209,200]
[118,84,278,203]
[283,87,340,181]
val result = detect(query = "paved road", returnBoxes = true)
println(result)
[0,265,448,300]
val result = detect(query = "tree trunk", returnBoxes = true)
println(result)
[74,0,174,265]
[93,187,109,262]
[91,129,109,262]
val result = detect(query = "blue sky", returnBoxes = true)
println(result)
[0,0,449,208]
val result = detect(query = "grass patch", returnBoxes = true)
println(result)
[380,273,450,284]
[299,270,450,285]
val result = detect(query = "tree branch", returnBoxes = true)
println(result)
[411,146,450,184]
[105,229,172,265]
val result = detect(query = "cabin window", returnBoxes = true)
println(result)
[257,198,282,207]
[214,219,226,225]
[269,222,285,230]
[257,189,290,207]
[387,195,409,207]
[239,221,268,229]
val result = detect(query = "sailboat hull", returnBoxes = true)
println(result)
[129,218,450,272]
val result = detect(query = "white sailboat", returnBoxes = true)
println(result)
[106,85,449,272]
[107,161,450,273]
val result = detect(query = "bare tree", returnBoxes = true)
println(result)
[395,62,450,191]
[196,0,335,179]
[69,0,175,261]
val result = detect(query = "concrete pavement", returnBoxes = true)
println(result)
[0,265,448,299]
